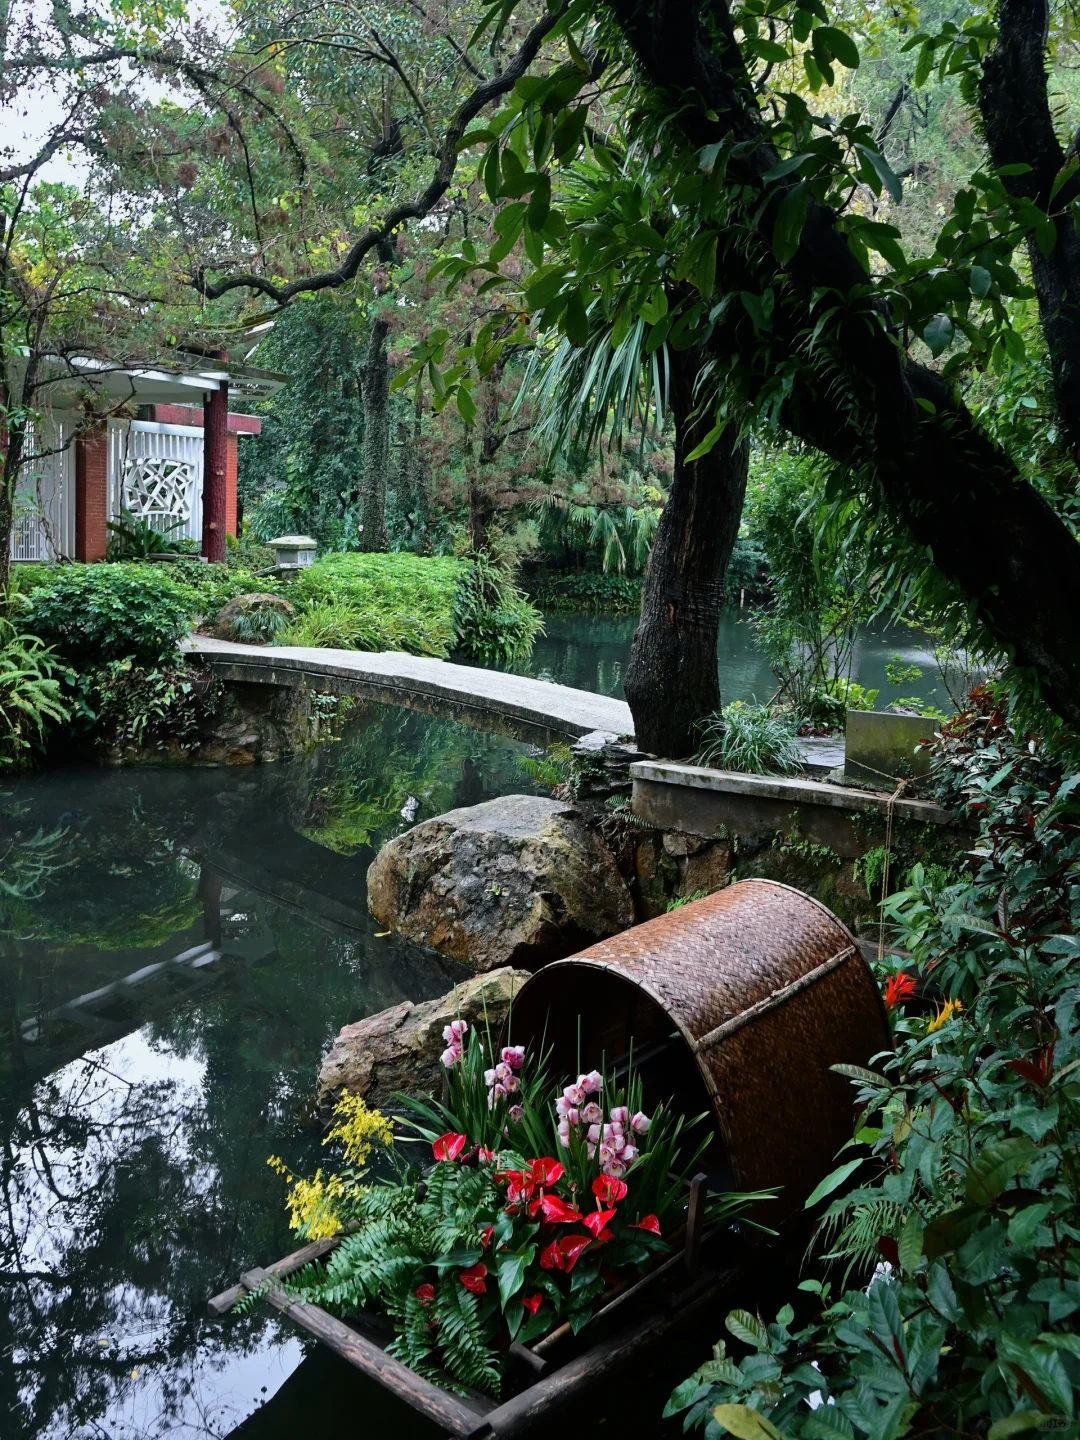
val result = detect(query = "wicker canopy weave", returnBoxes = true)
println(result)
[508,879,891,1222]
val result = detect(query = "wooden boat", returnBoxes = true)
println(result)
[209,882,891,1436]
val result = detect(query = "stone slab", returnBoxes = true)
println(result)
[629,760,956,826]
[183,636,634,742]
[845,710,939,785]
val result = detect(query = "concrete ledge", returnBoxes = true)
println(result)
[183,636,634,743]
[630,761,956,826]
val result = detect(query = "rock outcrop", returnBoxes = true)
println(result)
[366,794,634,971]
[317,966,531,1105]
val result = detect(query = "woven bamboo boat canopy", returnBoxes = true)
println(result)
[510,879,891,1221]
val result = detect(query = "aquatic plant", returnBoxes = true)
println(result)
[693,703,803,776]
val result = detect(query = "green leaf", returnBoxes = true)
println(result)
[726,1309,769,1350]
[763,154,812,184]
[693,234,718,298]
[816,25,860,67]
[923,313,955,357]
[497,1252,525,1306]
[804,1158,863,1208]
[988,1414,1049,1440]
[855,144,903,203]
[772,181,808,265]
[969,264,992,297]
[965,1136,1037,1206]
[563,289,589,347]
[830,1063,890,1087]
[685,418,728,464]
[1049,155,1079,204]
[456,386,477,425]
[898,1211,924,1272]
[712,1404,784,1440]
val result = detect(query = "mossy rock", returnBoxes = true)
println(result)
[213,592,294,642]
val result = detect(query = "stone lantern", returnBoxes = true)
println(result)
[266,534,318,569]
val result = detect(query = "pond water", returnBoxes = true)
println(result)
[0,607,941,1440]
[0,707,541,1440]
[521,607,944,712]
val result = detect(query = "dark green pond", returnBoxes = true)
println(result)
[0,609,938,1440]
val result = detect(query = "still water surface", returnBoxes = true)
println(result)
[0,610,938,1440]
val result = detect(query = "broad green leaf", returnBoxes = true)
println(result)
[923,313,954,357]
[726,1309,769,1350]
[988,1414,1049,1440]
[456,386,477,425]
[830,1063,889,1087]
[969,265,992,297]
[763,154,812,184]
[898,1212,924,1272]
[804,1158,863,1209]
[965,1136,1036,1206]
[563,289,589,347]
[772,181,808,265]
[855,144,903,203]
[497,1251,525,1306]
[816,25,860,67]
[712,1404,784,1440]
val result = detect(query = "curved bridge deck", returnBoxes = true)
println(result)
[183,636,634,743]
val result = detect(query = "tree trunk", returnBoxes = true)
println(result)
[359,315,390,552]
[625,352,748,758]
[608,0,1080,732]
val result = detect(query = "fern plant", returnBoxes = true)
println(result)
[0,617,71,768]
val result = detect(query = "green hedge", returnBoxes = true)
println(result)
[526,570,643,612]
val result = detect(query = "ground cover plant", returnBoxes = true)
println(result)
[694,703,804,776]
[264,1021,769,1398]
[667,687,1080,1440]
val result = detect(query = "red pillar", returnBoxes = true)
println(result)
[75,421,109,562]
[202,361,228,563]
[225,431,239,537]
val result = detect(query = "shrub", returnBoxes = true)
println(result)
[94,659,223,755]
[294,552,463,656]
[527,570,643,612]
[281,598,369,649]
[224,601,291,644]
[452,551,545,666]
[693,703,803,775]
[106,508,193,559]
[17,564,192,668]
[0,618,71,769]
[667,689,1080,1440]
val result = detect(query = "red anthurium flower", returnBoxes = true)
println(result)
[528,1157,565,1187]
[583,1208,617,1238]
[631,1214,662,1235]
[503,1171,536,1204]
[522,1292,543,1315]
[459,1263,488,1295]
[539,1240,564,1271]
[415,1283,435,1305]
[592,1176,628,1204]
[591,1228,614,1246]
[481,1225,495,1249]
[885,972,917,1010]
[558,1235,593,1271]
[433,1132,468,1162]
[478,1148,495,1164]
[540,1194,582,1225]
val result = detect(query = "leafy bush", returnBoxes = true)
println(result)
[693,703,803,775]
[802,676,881,731]
[294,552,463,656]
[93,659,223,755]
[0,618,71,769]
[169,559,273,621]
[281,598,369,649]
[527,569,643,612]
[452,551,545,666]
[226,603,290,644]
[668,689,1080,1440]
[17,564,192,668]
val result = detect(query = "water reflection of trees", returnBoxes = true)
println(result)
[0,760,469,1440]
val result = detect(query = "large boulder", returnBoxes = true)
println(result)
[366,794,634,972]
[317,966,531,1105]
[213,592,294,642]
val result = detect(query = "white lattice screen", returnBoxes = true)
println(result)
[108,421,204,542]
[9,419,75,563]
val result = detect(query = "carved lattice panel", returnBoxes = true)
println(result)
[121,455,195,522]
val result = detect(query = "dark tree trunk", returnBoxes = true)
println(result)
[980,0,1080,457]
[607,0,1080,732]
[359,315,390,551]
[202,368,229,564]
[625,352,748,758]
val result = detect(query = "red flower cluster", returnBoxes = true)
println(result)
[432,1131,468,1162]
[885,971,917,1009]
